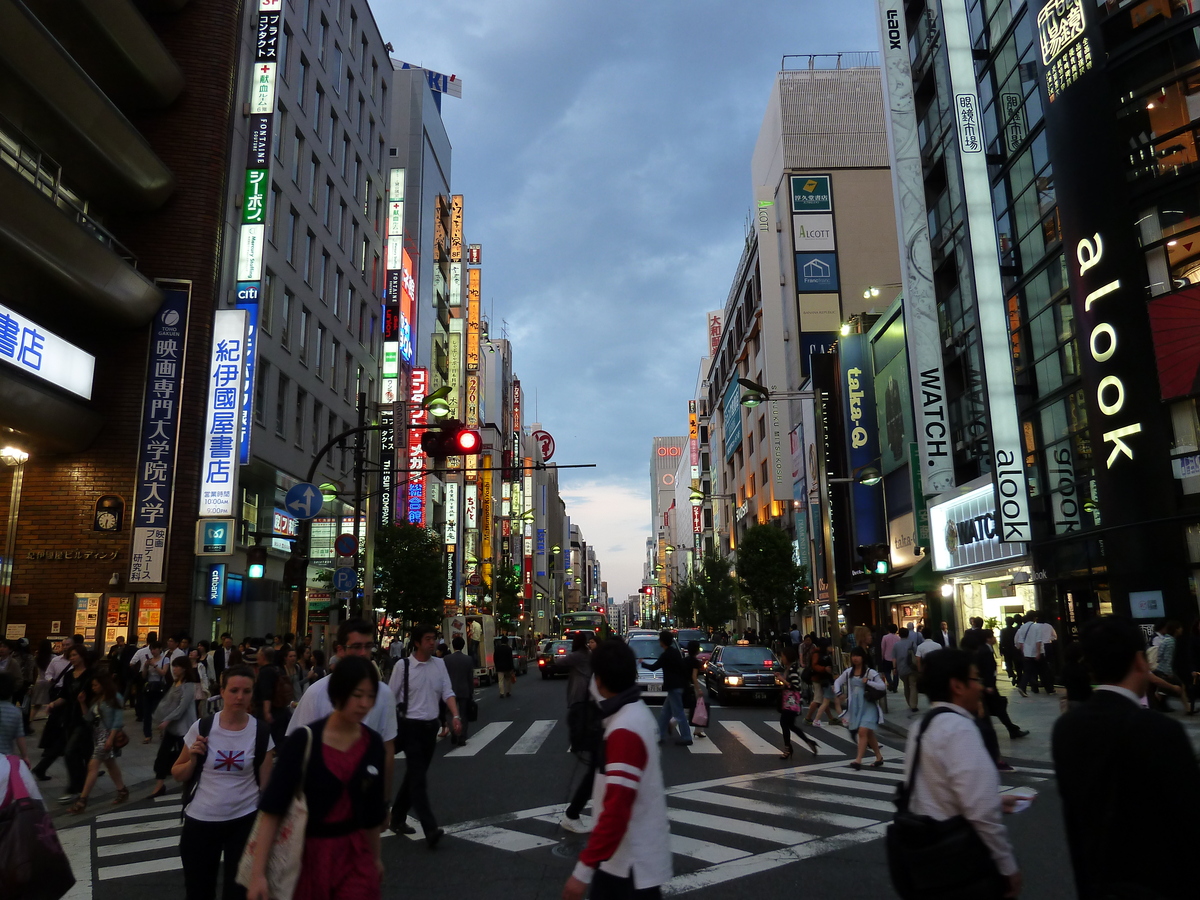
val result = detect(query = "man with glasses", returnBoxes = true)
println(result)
[288,618,398,819]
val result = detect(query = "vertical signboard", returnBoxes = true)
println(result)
[707,312,722,356]
[1032,0,1182,605]
[129,284,190,585]
[789,174,843,334]
[942,1,1031,542]
[466,267,481,371]
[480,457,493,565]
[876,2,953,495]
[377,408,394,531]
[754,184,792,507]
[235,0,286,463]
[407,368,428,526]
[840,333,885,548]
[445,482,459,546]
[199,310,249,518]
[449,195,463,263]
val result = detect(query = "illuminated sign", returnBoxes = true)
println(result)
[199,309,247,518]
[465,483,478,529]
[236,223,265,281]
[235,294,259,465]
[445,482,459,545]
[382,342,398,379]
[790,175,832,213]
[450,195,463,262]
[0,301,94,399]
[955,93,983,154]
[272,509,298,537]
[449,262,462,308]
[466,267,480,371]
[208,563,227,606]
[447,321,462,419]
[792,214,835,252]
[249,62,276,115]
[467,244,481,265]
[378,409,394,530]
[407,368,428,526]
[929,484,1027,572]
[243,170,268,223]
[707,311,722,356]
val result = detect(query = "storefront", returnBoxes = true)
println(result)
[928,481,1034,632]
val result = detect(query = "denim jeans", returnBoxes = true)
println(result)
[657,688,692,743]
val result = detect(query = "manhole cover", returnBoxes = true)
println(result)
[551,839,585,859]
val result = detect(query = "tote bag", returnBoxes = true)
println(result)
[0,756,76,900]
[691,693,710,728]
[782,688,804,713]
[236,727,313,900]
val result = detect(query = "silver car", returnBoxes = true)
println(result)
[627,634,668,703]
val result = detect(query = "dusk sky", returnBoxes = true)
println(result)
[375,0,882,599]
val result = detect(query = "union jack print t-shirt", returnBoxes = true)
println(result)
[182,716,275,822]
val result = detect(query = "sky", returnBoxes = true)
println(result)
[373,0,881,600]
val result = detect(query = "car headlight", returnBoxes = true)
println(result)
[724,675,742,686]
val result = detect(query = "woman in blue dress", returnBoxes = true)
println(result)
[833,646,886,769]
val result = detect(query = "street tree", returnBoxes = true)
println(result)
[373,523,444,630]
[737,523,806,634]
[694,552,739,630]
[672,579,704,628]
[491,566,523,627]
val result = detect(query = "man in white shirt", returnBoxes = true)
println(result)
[914,628,943,672]
[899,649,1021,898]
[288,618,397,815]
[1014,612,1055,696]
[388,623,461,848]
[43,636,74,685]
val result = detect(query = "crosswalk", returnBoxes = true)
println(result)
[431,757,1054,896]
[416,715,888,760]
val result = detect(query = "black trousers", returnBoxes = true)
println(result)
[142,685,165,738]
[1019,656,1054,693]
[566,759,597,819]
[590,869,663,900]
[779,710,810,749]
[180,812,256,900]
[155,734,184,780]
[57,723,92,792]
[984,691,1021,736]
[393,718,440,833]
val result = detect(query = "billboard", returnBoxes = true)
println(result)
[840,333,885,548]
[722,378,743,460]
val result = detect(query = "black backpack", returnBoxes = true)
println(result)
[181,714,270,819]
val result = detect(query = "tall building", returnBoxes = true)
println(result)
[880,0,1200,633]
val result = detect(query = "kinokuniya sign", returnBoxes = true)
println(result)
[929,484,1027,572]
[1034,0,1177,532]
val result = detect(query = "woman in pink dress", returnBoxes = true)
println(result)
[246,655,386,900]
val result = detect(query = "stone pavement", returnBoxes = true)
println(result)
[877,672,1200,763]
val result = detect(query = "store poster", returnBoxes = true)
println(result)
[136,595,163,645]
[104,595,133,651]
[73,593,102,644]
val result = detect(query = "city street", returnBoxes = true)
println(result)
[43,672,1106,899]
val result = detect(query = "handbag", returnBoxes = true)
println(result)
[864,671,887,703]
[112,727,129,750]
[691,693,710,728]
[886,708,1005,900]
[782,688,804,713]
[0,755,76,900]
[465,697,479,723]
[235,727,313,900]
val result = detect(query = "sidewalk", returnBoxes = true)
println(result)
[877,675,1200,764]
[21,709,176,825]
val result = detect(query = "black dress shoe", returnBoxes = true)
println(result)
[1009,729,1030,738]
[393,822,417,835]
[426,827,445,849]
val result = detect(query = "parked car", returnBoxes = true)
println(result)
[537,639,573,678]
[626,634,668,703]
[497,634,529,675]
[704,644,783,704]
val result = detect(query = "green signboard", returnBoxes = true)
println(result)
[790,174,832,213]
[242,169,268,224]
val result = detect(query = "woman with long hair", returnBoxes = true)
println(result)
[684,640,709,739]
[151,656,199,797]
[833,646,886,769]
[32,644,91,801]
[68,670,128,812]
[172,664,274,900]
[777,645,818,759]
[247,656,386,900]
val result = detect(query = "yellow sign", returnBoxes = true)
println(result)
[450,195,463,263]
[480,456,493,563]
[466,268,481,371]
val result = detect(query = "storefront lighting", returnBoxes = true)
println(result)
[840,322,852,336]
[940,583,954,598]
[1168,240,1178,246]
[0,447,29,467]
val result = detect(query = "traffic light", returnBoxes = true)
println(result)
[420,419,483,459]
[858,543,891,576]
[247,545,267,579]
[641,586,654,595]
[282,550,306,590]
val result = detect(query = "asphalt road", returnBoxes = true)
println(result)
[59,672,1075,899]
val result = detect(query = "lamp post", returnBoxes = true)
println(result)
[0,445,30,636]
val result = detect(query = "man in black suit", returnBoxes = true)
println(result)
[937,620,957,649]
[211,632,235,680]
[444,636,475,746]
[1053,616,1200,900]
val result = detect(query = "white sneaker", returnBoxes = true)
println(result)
[560,814,593,834]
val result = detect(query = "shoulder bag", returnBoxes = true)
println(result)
[886,708,1005,900]
[864,670,887,703]
[235,726,312,900]
[0,755,76,900]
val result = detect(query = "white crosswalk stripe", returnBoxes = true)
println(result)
[719,720,783,754]
[445,720,512,757]
[506,719,557,754]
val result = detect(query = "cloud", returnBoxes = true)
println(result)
[373,0,881,599]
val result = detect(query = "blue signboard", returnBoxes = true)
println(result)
[795,253,840,292]
[722,378,743,460]
[129,285,190,586]
[333,566,357,591]
[839,333,885,549]
[800,331,838,379]
[236,282,260,465]
[207,563,227,606]
[285,482,324,520]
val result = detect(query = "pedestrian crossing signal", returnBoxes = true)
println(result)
[247,545,267,579]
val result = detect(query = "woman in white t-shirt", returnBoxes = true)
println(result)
[171,664,275,900]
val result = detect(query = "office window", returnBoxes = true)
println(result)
[317,16,327,63]
[346,286,355,335]
[312,400,322,455]
[328,411,338,451]
[322,180,332,227]
[357,364,365,396]
[351,222,358,264]
[273,109,285,160]
[255,359,268,423]
[360,234,368,276]
[337,200,347,248]
[380,82,387,121]
[303,232,314,283]
[327,112,337,155]
[275,375,289,437]
[344,351,353,399]
[353,156,361,198]
[297,56,308,107]
[356,94,364,129]
[313,84,323,124]
[261,272,274,335]
[308,155,319,207]
[367,377,374,408]
[363,175,371,216]
[371,59,378,99]
[760,460,768,486]
[346,73,355,109]
[341,135,350,177]
[318,251,329,302]
[281,290,293,348]
[295,389,306,448]
[333,268,343,318]
[330,338,340,392]
[358,301,365,344]
[299,307,310,365]
[279,28,290,81]
[302,0,312,33]
[350,9,358,49]
[269,184,281,243]
[291,133,302,184]
[369,313,377,356]
[315,322,326,377]
[340,419,349,469]
[285,209,297,264]
[360,35,368,73]
[368,117,375,155]
[332,45,343,94]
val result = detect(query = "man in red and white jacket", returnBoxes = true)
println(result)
[563,640,672,900]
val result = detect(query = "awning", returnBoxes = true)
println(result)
[893,556,937,594]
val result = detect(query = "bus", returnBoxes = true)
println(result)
[561,609,613,641]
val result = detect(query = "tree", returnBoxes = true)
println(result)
[693,552,740,630]
[672,579,704,628]
[373,524,445,630]
[491,566,523,626]
[736,524,806,634]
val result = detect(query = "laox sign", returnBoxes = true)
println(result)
[1075,233,1142,468]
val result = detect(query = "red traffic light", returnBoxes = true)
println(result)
[420,420,483,460]
[455,429,482,453]
[641,586,653,595]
